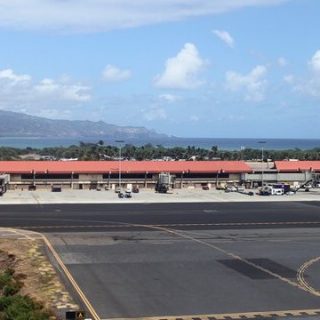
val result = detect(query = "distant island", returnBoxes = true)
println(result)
[0,110,167,140]
[1,110,320,152]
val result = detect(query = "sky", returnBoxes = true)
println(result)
[0,0,319,138]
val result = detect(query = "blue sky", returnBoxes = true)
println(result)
[0,0,319,138]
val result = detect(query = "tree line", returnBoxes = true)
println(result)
[0,142,320,161]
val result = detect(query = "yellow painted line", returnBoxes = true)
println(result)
[41,234,101,320]
[6,228,37,241]
[105,308,320,320]
[297,256,320,297]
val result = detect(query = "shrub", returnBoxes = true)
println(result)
[0,269,23,296]
[0,262,53,319]
[0,295,52,320]
[0,273,12,290]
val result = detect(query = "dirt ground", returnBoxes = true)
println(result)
[0,238,78,319]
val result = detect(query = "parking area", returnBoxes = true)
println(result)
[1,188,320,204]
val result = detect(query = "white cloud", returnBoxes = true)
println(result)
[213,30,234,48]
[0,68,91,112]
[34,78,91,102]
[295,78,320,97]
[102,64,131,82]
[0,68,31,84]
[225,65,267,102]
[277,57,288,67]
[158,94,181,103]
[144,107,167,121]
[309,50,320,73]
[283,74,294,84]
[154,43,206,89]
[295,50,320,98]
[0,0,288,33]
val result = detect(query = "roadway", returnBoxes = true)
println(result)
[0,201,320,232]
[1,201,320,320]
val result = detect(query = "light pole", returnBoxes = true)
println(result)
[258,140,266,187]
[240,146,245,160]
[115,140,124,191]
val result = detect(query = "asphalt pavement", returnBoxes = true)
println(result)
[0,201,320,232]
[49,228,320,320]
[1,188,320,204]
[1,202,320,320]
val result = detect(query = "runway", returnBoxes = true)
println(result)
[0,201,320,232]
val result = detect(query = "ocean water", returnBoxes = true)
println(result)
[0,137,320,150]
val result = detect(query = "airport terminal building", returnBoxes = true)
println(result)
[0,160,320,191]
[0,160,251,191]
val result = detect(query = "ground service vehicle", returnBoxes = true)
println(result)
[0,174,9,196]
[155,173,172,193]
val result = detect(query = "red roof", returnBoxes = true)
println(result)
[275,161,320,172]
[0,161,251,174]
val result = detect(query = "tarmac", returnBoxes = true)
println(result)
[1,202,320,319]
[49,228,320,319]
[0,188,320,204]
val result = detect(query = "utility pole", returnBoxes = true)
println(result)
[258,141,266,187]
[115,140,124,191]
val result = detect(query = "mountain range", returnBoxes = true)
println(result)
[0,110,167,139]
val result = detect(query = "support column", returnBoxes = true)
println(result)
[71,171,74,190]
[32,170,35,188]
[144,172,148,188]
[180,171,184,189]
